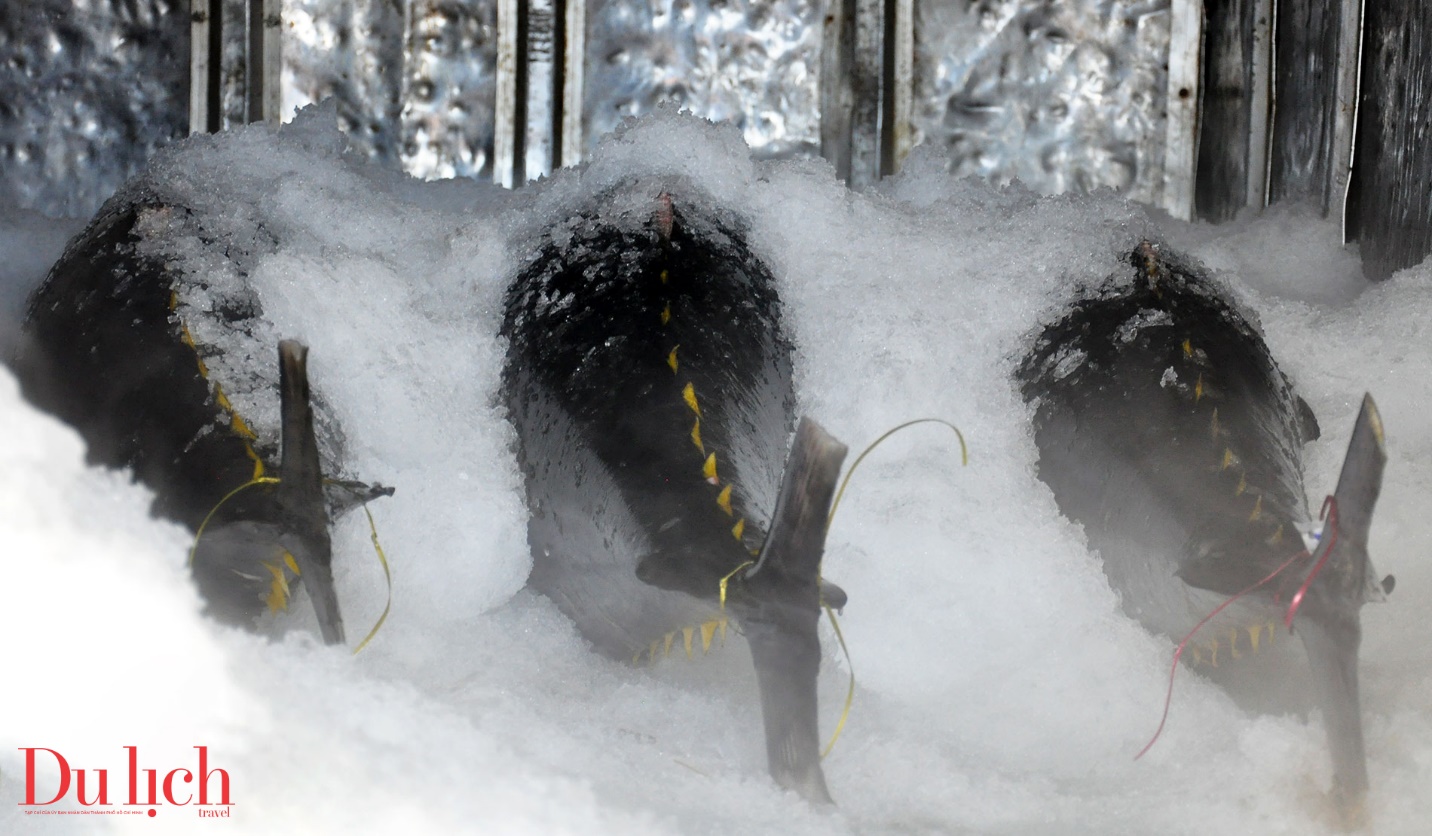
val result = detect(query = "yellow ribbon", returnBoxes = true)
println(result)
[188,476,280,567]
[820,602,854,760]
[717,560,755,610]
[716,560,852,761]
[828,417,969,532]
[817,416,969,758]
[187,476,393,654]
[350,503,392,655]
[704,417,968,762]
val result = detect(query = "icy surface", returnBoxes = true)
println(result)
[1,105,1430,833]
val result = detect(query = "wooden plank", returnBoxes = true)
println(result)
[1268,0,1346,212]
[1165,0,1204,220]
[1195,0,1255,222]
[1348,0,1432,279]
[190,0,215,134]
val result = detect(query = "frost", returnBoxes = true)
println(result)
[2,104,1430,833]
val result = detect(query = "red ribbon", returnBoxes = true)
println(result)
[1284,496,1339,628]
[1135,496,1338,761]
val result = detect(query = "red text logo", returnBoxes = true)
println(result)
[18,746,233,819]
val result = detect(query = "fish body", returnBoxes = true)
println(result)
[1019,242,1389,816]
[501,190,845,802]
[14,186,382,644]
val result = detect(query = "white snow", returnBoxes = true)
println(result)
[1,103,1430,834]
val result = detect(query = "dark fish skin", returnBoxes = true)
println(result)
[500,191,840,802]
[1018,242,1387,820]
[12,188,353,644]
[500,197,795,654]
[1018,243,1317,611]
[16,192,263,532]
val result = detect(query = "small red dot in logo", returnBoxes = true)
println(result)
[147,809,157,818]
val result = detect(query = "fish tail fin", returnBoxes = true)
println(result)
[277,339,345,646]
[1297,393,1389,823]
[738,417,847,803]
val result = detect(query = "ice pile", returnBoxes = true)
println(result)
[1,103,1430,833]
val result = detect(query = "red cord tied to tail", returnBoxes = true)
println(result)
[1284,495,1339,628]
[1135,496,1340,761]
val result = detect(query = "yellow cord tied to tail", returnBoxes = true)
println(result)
[819,417,970,759]
[712,416,967,761]
[188,476,393,655]
[827,418,969,532]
